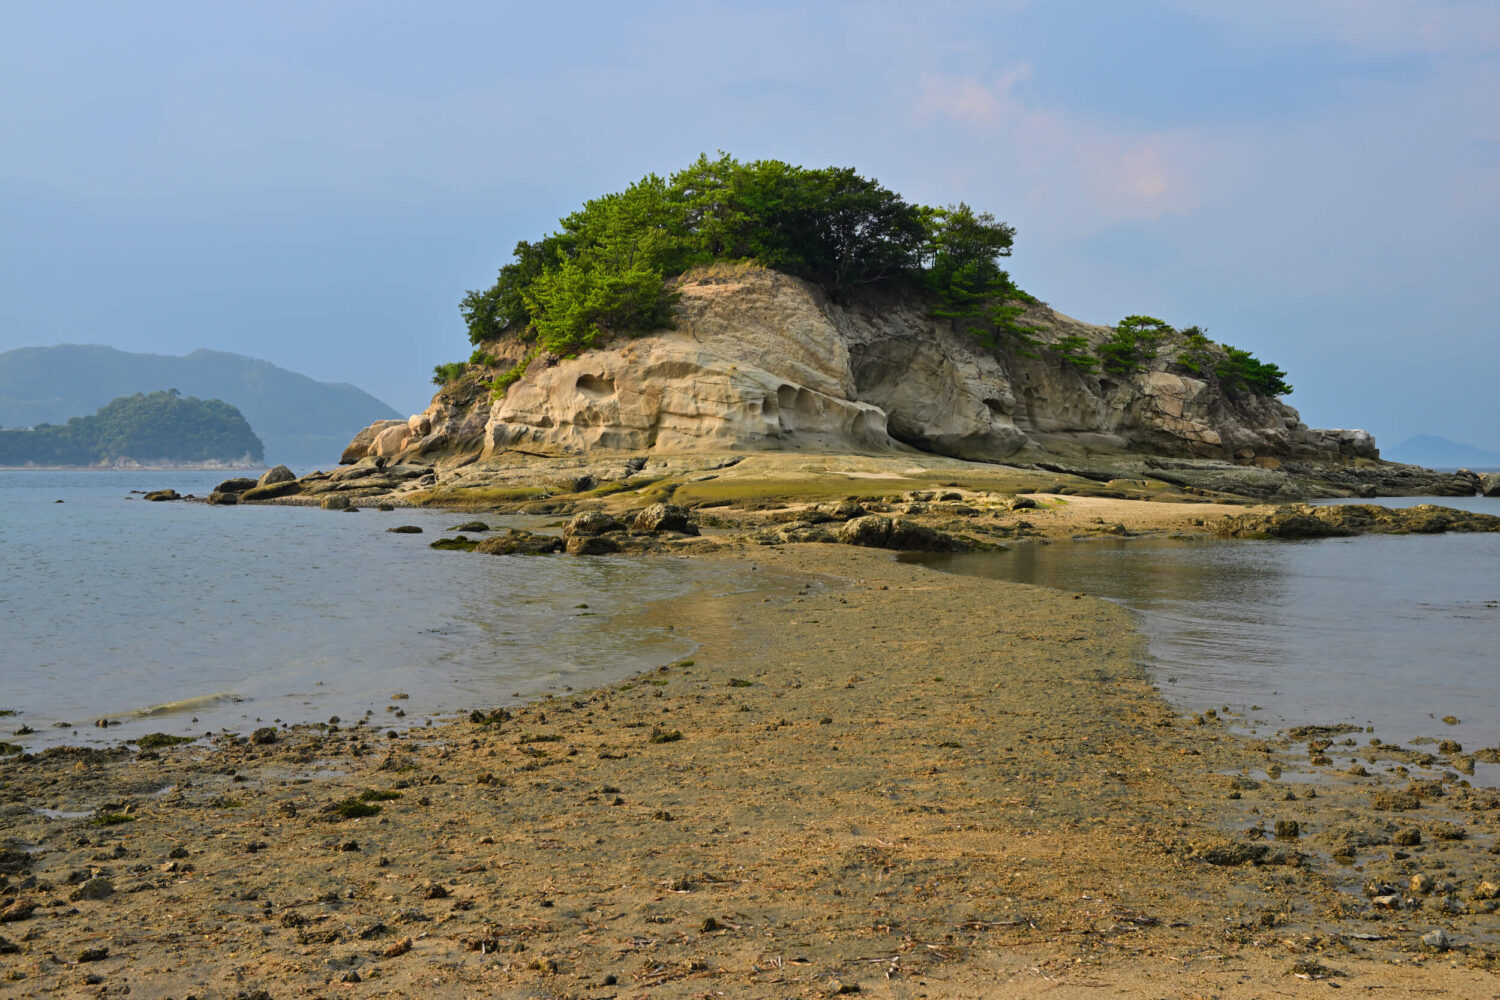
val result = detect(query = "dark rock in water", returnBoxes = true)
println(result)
[430,535,479,552]
[1216,503,1500,539]
[448,521,490,532]
[342,505,360,512]
[566,534,622,556]
[475,529,564,556]
[215,477,258,494]
[321,495,351,510]
[635,503,697,535]
[565,511,624,538]
[377,503,395,511]
[143,489,180,501]
[387,525,423,534]
[239,479,302,502]
[206,491,239,505]
[257,464,296,487]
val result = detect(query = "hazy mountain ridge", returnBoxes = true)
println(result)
[1385,434,1500,469]
[0,345,399,465]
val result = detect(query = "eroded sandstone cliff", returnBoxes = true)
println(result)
[349,264,1371,474]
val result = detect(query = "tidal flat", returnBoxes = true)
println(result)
[2,541,1498,998]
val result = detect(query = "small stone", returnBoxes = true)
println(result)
[70,877,114,901]
[340,970,362,983]
[383,936,413,957]
[0,899,35,923]
[1371,894,1402,909]
[1274,819,1300,838]
[77,946,109,962]
[423,883,448,899]
[1420,928,1450,951]
[1411,873,1435,893]
[1438,739,1462,754]
[1473,881,1500,901]
[1393,828,1422,847]
[387,525,423,534]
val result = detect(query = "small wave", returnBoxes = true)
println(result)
[131,692,242,718]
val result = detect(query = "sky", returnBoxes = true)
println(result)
[2,0,1497,451]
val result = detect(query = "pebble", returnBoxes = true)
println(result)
[1410,873,1434,893]
[1420,928,1450,951]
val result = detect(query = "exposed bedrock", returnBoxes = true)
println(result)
[343,265,1383,479]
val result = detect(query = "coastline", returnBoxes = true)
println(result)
[3,542,1497,996]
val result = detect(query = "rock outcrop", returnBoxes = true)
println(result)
[1215,503,1500,539]
[342,265,1373,472]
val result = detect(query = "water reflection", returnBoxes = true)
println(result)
[906,529,1500,748]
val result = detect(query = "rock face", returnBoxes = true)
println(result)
[1482,473,1500,498]
[345,265,1374,470]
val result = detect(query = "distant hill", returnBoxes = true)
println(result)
[0,345,399,466]
[0,390,262,467]
[1385,434,1500,469]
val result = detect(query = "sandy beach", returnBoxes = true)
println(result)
[3,536,1498,998]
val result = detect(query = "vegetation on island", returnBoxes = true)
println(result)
[438,153,1291,399]
[0,390,264,466]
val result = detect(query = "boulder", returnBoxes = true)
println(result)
[475,530,565,556]
[1004,495,1038,510]
[564,511,624,537]
[635,503,697,535]
[341,419,408,464]
[239,479,303,502]
[1483,473,1500,498]
[566,534,622,556]
[143,489,180,502]
[386,525,423,533]
[206,491,239,505]
[257,465,296,487]
[321,495,351,510]
[214,477,258,494]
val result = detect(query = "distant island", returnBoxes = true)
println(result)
[0,345,399,465]
[0,390,263,467]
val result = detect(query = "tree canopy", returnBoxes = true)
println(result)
[456,153,1022,359]
[0,390,264,466]
[446,154,1292,400]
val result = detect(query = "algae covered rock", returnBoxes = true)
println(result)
[205,490,239,505]
[835,514,962,551]
[215,477,258,494]
[239,479,303,502]
[565,511,625,537]
[566,534,622,556]
[635,503,697,535]
[143,489,181,501]
[1216,503,1500,539]
[475,529,564,556]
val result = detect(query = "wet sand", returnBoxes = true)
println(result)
[2,542,1498,998]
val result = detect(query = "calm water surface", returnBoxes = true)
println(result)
[0,470,782,747]
[910,495,1500,749]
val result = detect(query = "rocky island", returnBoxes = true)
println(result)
[5,158,1499,998]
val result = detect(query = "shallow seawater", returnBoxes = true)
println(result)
[906,495,1500,750]
[0,470,781,748]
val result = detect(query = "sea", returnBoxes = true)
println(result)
[0,469,785,749]
[908,488,1500,756]
[2,468,1498,761]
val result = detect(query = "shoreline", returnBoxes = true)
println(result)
[3,543,1497,996]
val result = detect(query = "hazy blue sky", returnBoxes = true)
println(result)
[3,1,1497,450]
